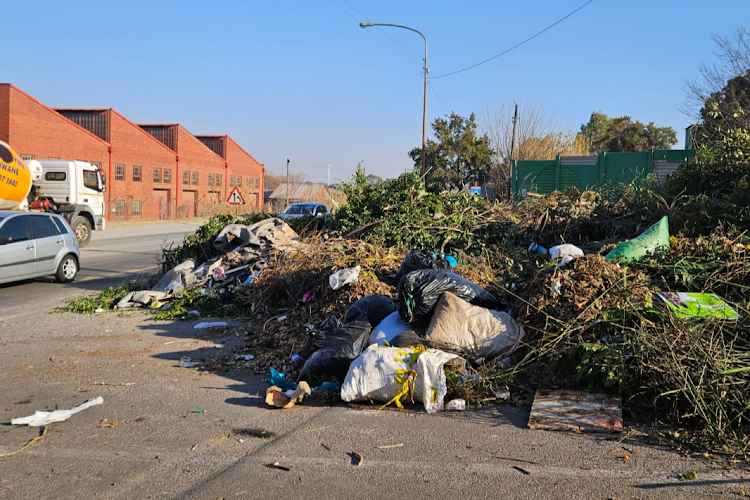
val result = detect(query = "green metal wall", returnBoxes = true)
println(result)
[511,149,695,197]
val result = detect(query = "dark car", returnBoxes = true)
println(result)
[279,203,330,220]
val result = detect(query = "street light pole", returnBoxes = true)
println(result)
[360,22,428,176]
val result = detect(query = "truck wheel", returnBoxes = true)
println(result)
[72,217,92,247]
[55,254,79,283]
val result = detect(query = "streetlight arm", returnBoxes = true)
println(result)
[360,22,429,176]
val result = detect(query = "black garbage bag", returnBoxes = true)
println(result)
[344,294,397,328]
[297,314,372,381]
[397,269,500,325]
[394,249,451,287]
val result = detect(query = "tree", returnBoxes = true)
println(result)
[409,113,495,190]
[683,24,750,126]
[483,100,586,198]
[264,171,307,190]
[579,112,677,154]
[365,174,384,185]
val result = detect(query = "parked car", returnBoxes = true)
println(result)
[279,203,330,220]
[0,211,80,285]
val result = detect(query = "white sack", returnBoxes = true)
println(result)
[341,345,457,413]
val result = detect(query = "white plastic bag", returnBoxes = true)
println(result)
[329,266,361,290]
[368,311,411,346]
[548,244,584,260]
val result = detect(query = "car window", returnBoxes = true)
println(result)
[29,215,61,239]
[52,217,70,234]
[0,216,31,242]
[83,170,99,191]
[286,204,314,215]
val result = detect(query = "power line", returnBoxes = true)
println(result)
[430,0,595,79]
[428,80,450,113]
[340,0,423,60]
[329,0,421,66]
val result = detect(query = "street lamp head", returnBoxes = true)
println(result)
[359,22,374,28]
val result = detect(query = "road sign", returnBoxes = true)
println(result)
[227,186,245,205]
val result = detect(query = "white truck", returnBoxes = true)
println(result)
[1,141,106,247]
[25,159,106,247]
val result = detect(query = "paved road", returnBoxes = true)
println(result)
[0,220,748,499]
[0,221,202,315]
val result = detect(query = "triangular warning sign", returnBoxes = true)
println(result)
[226,186,245,205]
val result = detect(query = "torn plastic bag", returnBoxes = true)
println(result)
[329,266,360,290]
[297,314,372,381]
[397,269,500,325]
[340,345,458,413]
[345,294,397,328]
[605,215,669,262]
[425,292,525,362]
[548,244,584,260]
[394,249,451,287]
[367,311,411,346]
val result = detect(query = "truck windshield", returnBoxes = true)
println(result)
[82,170,99,191]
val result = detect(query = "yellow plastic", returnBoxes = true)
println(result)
[0,141,32,210]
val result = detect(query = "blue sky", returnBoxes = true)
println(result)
[6,1,749,183]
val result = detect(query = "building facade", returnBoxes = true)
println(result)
[0,83,265,220]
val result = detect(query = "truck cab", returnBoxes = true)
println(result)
[31,160,106,246]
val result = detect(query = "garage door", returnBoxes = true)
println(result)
[181,191,196,218]
[152,189,170,219]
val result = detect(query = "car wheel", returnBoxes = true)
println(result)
[72,217,92,247]
[55,254,79,283]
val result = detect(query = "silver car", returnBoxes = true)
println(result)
[0,211,80,285]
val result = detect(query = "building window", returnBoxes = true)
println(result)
[163,169,172,184]
[216,174,222,188]
[132,200,142,217]
[208,173,215,188]
[113,200,125,217]
[191,172,198,186]
[90,161,102,169]
[255,177,260,189]
[115,164,125,181]
[133,165,142,182]
[237,175,242,187]
[21,154,34,161]
[183,171,190,185]
[154,168,162,183]
[229,175,235,187]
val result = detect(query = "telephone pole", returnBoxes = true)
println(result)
[509,102,518,200]
[286,158,290,208]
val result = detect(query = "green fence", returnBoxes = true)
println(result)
[511,149,694,197]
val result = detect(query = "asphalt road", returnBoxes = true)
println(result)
[0,221,202,315]
[0,220,748,499]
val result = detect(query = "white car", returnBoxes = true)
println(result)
[0,211,80,285]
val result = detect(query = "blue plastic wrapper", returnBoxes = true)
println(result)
[264,367,297,391]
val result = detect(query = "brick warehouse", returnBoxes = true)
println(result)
[0,83,265,220]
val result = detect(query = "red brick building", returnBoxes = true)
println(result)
[196,135,265,209]
[0,83,265,220]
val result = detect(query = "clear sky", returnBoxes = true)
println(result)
[6,1,749,184]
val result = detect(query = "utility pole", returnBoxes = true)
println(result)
[327,164,331,187]
[286,158,290,208]
[509,102,518,200]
